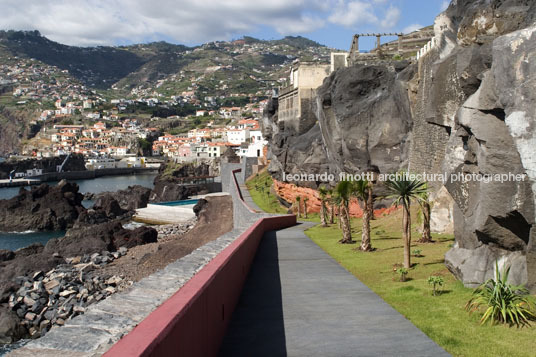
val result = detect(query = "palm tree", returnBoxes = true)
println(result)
[295,196,301,218]
[417,188,433,243]
[318,186,329,227]
[303,197,309,219]
[351,179,373,251]
[334,180,353,244]
[385,175,427,268]
[327,189,335,224]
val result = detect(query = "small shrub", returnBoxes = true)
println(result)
[427,276,444,296]
[465,262,536,326]
[412,249,422,257]
[397,268,409,282]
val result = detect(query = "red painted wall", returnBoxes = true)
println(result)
[104,215,296,357]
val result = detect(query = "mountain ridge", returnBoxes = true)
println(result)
[0,30,329,90]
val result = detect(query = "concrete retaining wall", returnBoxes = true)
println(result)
[103,215,296,357]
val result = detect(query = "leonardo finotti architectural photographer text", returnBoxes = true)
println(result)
[282,171,527,184]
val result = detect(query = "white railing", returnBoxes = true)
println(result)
[416,37,437,61]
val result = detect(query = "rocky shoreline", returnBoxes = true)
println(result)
[0,218,197,345]
[3,248,131,342]
[0,162,223,346]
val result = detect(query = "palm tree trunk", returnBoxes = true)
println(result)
[339,204,352,244]
[367,184,375,220]
[304,201,308,219]
[403,203,411,269]
[360,204,372,251]
[338,204,342,229]
[297,202,301,218]
[330,204,335,224]
[418,201,433,243]
[320,202,327,227]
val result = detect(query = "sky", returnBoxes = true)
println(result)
[0,0,451,50]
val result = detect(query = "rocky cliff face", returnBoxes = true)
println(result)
[264,0,536,291]
[0,107,41,156]
[427,0,536,290]
[264,62,416,187]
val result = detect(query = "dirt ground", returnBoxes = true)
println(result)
[96,195,233,282]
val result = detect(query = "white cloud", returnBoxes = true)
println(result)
[440,0,450,12]
[0,0,328,46]
[403,23,424,34]
[380,6,400,29]
[328,1,378,28]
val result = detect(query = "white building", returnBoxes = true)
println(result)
[85,157,117,170]
[227,129,249,145]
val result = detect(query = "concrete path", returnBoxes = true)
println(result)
[219,222,450,357]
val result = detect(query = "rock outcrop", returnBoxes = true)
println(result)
[405,0,536,289]
[264,62,415,187]
[44,222,157,257]
[150,162,212,202]
[93,185,152,211]
[0,180,85,232]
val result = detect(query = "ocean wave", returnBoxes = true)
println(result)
[4,230,37,234]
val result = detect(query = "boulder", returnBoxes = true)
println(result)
[93,185,152,211]
[192,199,208,217]
[93,194,127,218]
[0,306,27,344]
[0,249,15,262]
[44,221,124,257]
[112,226,158,248]
[0,181,85,232]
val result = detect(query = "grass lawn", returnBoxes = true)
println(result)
[306,210,536,357]
[245,175,536,356]
[246,170,288,214]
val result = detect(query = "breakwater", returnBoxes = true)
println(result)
[0,168,157,188]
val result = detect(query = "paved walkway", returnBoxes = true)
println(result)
[219,222,450,357]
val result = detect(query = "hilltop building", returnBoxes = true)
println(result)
[278,62,330,134]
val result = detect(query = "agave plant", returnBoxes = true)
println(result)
[465,262,536,327]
